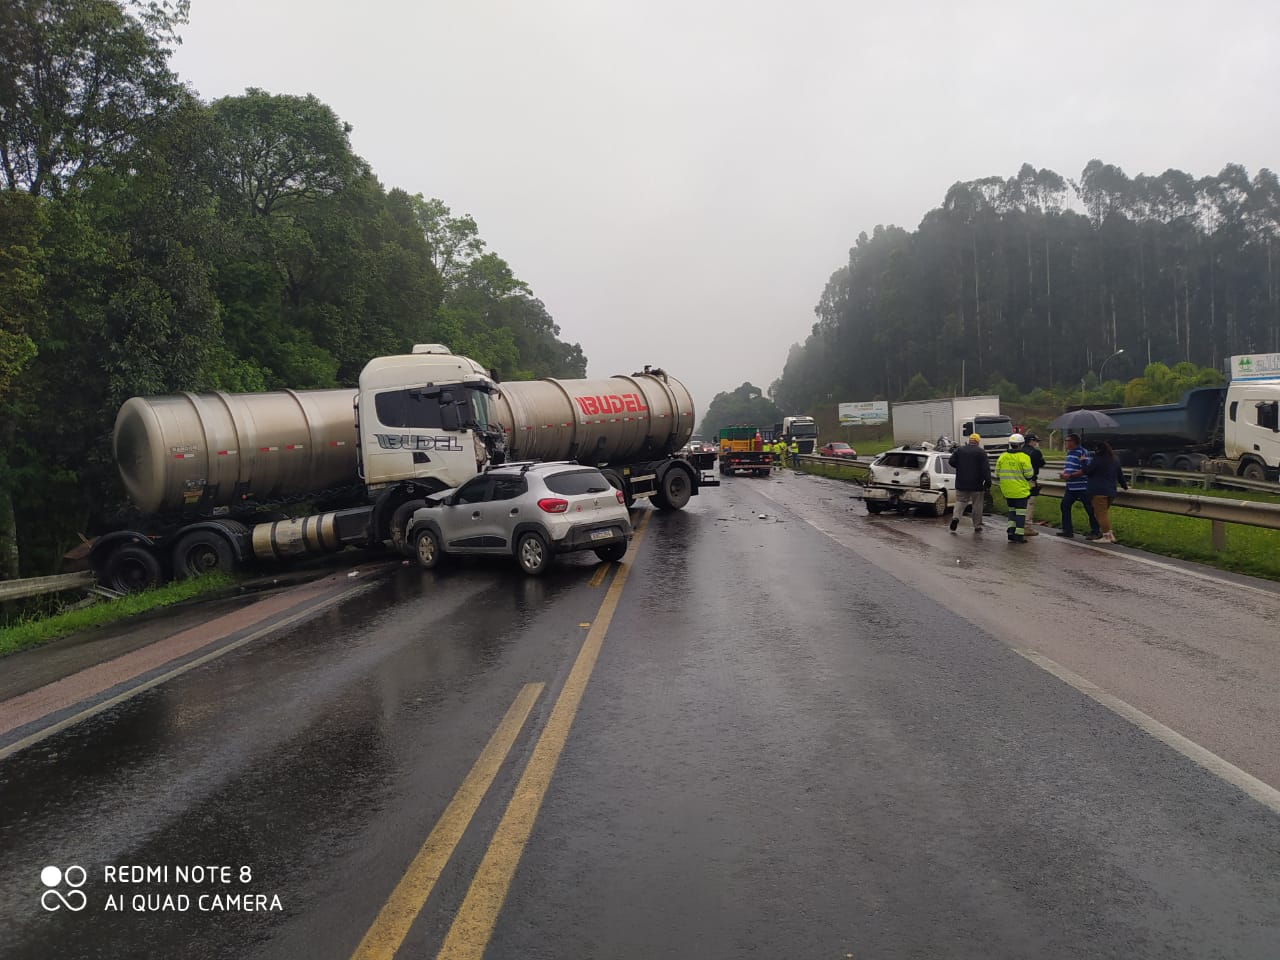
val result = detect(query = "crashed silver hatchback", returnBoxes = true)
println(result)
[406,461,633,575]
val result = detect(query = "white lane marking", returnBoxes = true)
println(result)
[752,480,1280,814]
[0,580,375,762]
[1016,649,1280,815]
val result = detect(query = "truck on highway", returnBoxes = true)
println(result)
[891,397,1013,452]
[1086,353,1280,481]
[778,415,819,455]
[93,345,704,591]
[717,427,772,477]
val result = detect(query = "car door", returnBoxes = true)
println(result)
[441,476,492,550]
[487,475,528,550]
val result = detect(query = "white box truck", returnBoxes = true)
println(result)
[891,397,1013,451]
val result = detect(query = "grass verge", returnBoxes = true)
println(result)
[795,461,1280,582]
[0,573,235,659]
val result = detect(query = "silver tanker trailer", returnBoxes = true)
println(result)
[93,345,707,590]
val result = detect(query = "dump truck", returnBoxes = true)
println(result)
[1085,353,1280,480]
[717,427,772,477]
[93,346,703,591]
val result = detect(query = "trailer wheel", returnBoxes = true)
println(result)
[1149,452,1170,469]
[515,531,551,576]
[1242,460,1267,482]
[1172,455,1195,472]
[601,470,633,508]
[172,530,235,579]
[651,467,693,511]
[389,500,427,556]
[103,545,163,594]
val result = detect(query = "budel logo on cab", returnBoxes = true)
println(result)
[573,393,649,416]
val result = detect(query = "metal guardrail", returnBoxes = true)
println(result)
[1035,480,1280,531]
[0,571,95,603]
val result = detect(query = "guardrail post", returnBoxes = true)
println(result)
[1211,519,1227,552]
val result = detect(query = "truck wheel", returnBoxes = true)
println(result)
[652,467,692,511]
[389,500,427,555]
[515,531,551,576]
[413,528,444,569]
[601,470,633,508]
[1172,455,1194,472]
[865,502,885,515]
[1242,460,1267,482]
[594,541,627,563]
[103,545,163,594]
[1149,453,1170,469]
[172,530,234,579]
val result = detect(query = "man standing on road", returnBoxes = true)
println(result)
[948,433,991,534]
[788,439,799,469]
[1023,433,1045,536]
[1058,433,1098,539]
[995,433,1035,544]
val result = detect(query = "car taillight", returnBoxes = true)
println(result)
[920,471,931,489]
[614,489,625,504]
[537,498,569,513]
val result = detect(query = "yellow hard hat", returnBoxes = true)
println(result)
[968,433,981,442]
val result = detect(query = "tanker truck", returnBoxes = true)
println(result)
[91,345,704,591]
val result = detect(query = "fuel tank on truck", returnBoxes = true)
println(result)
[490,368,696,464]
[114,389,360,514]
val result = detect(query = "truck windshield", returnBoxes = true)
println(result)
[974,419,1012,438]
[790,423,818,437]
[375,387,491,430]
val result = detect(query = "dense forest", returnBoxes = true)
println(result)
[771,161,1280,413]
[0,1,586,577]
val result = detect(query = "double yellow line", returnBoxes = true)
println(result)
[352,511,651,960]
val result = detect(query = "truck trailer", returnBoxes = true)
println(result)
[890,396,1012,452]
[94,346,703,591]
[1084,353,1280,480]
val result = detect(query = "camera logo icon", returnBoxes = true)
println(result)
[40,865,87,912]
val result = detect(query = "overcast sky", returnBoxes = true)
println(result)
[171,0,1280,417]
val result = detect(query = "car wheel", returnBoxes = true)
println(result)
[412,527,443,569]
[515,531,552,576]
[594,541,627,563]
[172,529,235,579]
[929,492,948,517]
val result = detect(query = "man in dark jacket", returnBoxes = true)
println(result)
[948,433,992,533]
[1022,433,1046,536]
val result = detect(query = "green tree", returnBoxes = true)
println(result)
[698,383,782,441]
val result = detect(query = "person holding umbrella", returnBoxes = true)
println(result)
[1057,433,1098,539]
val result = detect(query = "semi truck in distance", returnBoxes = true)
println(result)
[1087,353,1280,480]
[777,415,819,455]
[890,397,1013,451]
[94,346,703,591]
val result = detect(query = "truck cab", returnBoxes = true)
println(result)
[1223,378,1280,481]
[960,415,1014,452]
[781,415,819,454]
[357,346,500,497]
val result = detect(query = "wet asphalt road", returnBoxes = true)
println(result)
[1,472,1279,959]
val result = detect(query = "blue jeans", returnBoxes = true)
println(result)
[1060,488,1098,536]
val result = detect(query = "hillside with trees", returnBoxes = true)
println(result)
[771,162,1280,414]
[0,0,585,576]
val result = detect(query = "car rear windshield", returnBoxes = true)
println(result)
[543,469,612,495]
[879,452,928,470]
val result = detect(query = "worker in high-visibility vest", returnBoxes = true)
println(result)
[995,433,1035,544]
[772,438,786,470]
[788,440,799,468]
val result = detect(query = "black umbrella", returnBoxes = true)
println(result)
[1049,409,1119,430]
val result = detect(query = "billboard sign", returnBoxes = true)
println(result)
[838,401,889,426]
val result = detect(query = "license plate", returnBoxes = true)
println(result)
[590,529,613,541]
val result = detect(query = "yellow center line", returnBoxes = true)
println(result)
[586,562,611,588]
[350,682,545,960]
[436,511,652,960]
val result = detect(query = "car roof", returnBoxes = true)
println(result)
[485,460,599,476]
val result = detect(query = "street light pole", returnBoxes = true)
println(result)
[1098,348,1125,385]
